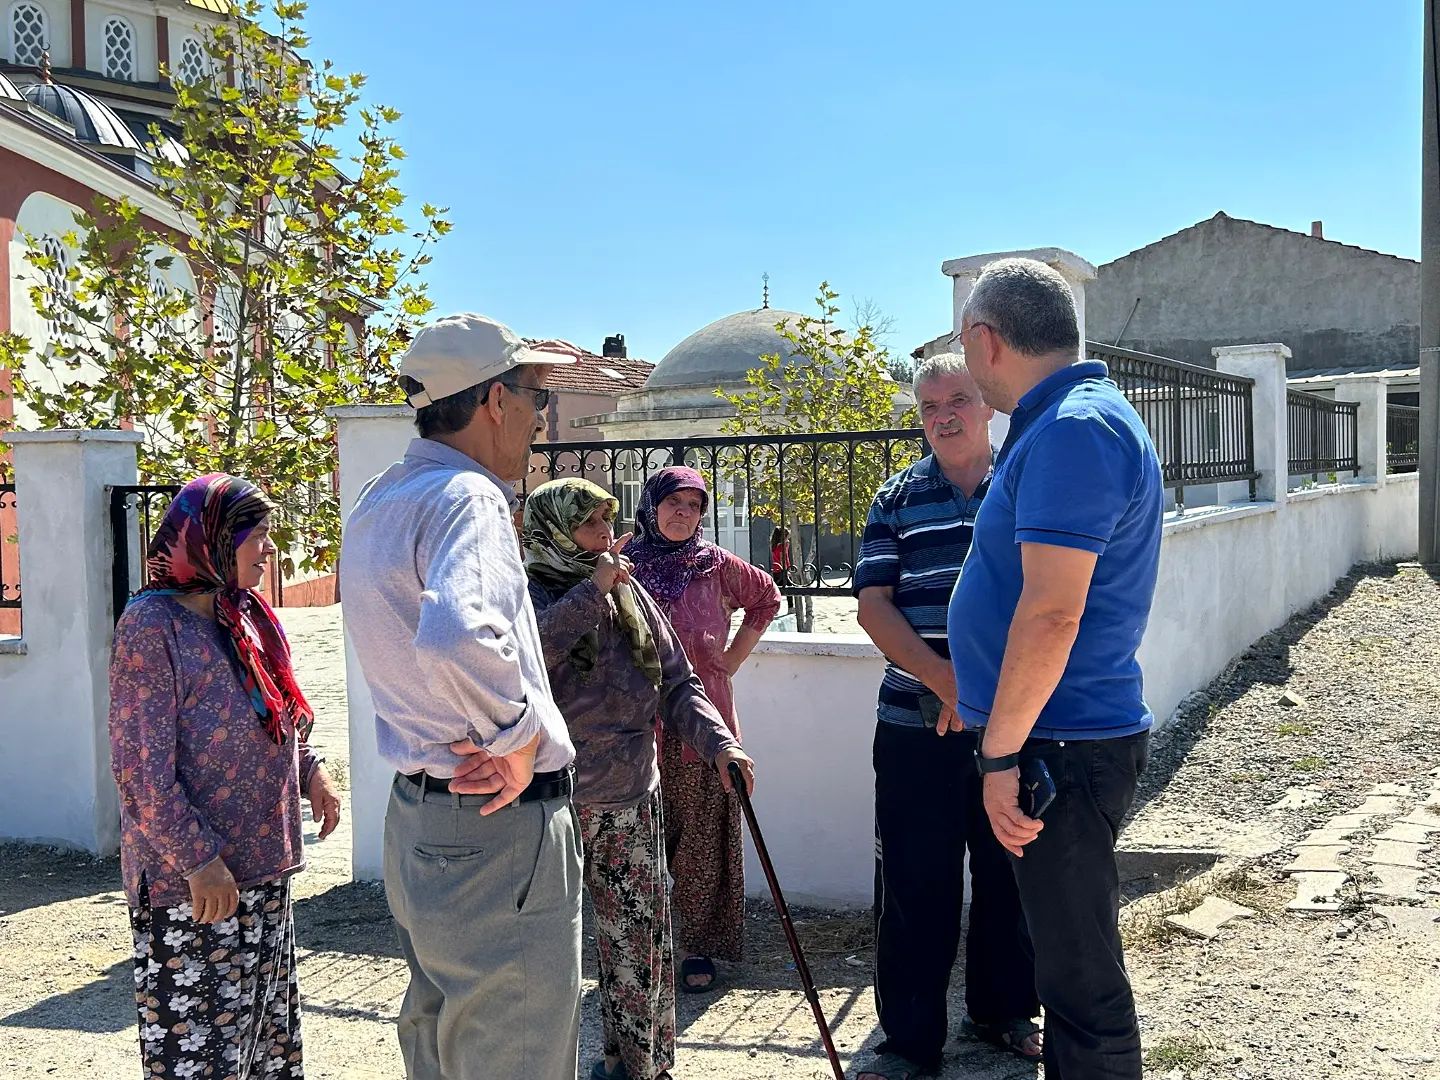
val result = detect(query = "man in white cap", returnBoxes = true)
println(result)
[340,314,595,1080]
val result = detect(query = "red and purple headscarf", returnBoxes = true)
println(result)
[624,466,724,606]
[132,474,314,745]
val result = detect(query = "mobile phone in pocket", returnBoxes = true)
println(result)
[916,692,943,729]
[1019,757,1056,819]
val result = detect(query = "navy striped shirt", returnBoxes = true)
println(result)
[853,454,991,728]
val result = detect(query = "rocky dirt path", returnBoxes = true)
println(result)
[0,564,1435,1078]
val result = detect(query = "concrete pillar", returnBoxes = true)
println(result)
[942,247,1098,445]
[1332,376,1387,482]
[1214,344,1291,504]
[0,429,141,853]
[331,405,414,879]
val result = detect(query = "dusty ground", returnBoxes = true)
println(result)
[1,565,1437,1079]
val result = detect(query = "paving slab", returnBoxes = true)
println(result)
[1368,783,1416,797]
[1376,906,1440,945]
[1365,841,1428,869]
[1327,814,1376,831]
[1271,787,1325,810]
[1365,865,1427,901]
[1377,822,1439,844]
[1354,796,1405,817]
[1164,896,1254,941]
[1398,814,1440,831]
[1283,845,1349,874]
[1287,871,1350,912]
[1297,828,1358,847]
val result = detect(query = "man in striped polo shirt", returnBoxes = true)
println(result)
[853,354,1039,1080]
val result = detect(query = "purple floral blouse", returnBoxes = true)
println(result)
[108,594,320,907]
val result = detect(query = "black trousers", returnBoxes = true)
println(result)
[872,722,1038,1073]
[1011,731,1149,1080]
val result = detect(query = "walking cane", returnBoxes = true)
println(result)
[727,761,846,1080]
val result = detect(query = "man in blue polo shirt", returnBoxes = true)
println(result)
[949,258,1162,1080]
[852,354,1039,1080]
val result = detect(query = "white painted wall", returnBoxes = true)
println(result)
[0,430,142,852]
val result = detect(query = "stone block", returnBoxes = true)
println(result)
[1364,841,1428,869]
[1366,865,1426,901]
[1328,815,1375,831]
[1164,896,1254,941]
[1354,796,1405,817]
[1271,787,1324,810]
[1376,906,1440,945]
[1377,823,1438,844]
[1287,871,1349,912]
[1398,814,1440,831]
[1367,783,1415,797]
[1283,846,1349,874]
[1297,828,1356,846]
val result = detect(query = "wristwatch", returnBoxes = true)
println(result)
[975,749,1020,775]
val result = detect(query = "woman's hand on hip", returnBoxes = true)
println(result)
[715,747,756,796]
[307,765,343,841]
[591,533,634,594]
[185,857,239,925]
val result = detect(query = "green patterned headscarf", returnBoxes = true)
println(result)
[522,478,662,689]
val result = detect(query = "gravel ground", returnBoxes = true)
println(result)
[1,563,1436,1079]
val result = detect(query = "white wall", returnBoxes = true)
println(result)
[0,430,142,852]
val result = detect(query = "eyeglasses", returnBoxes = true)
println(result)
[956,321,992,344]
[502,381,551,412]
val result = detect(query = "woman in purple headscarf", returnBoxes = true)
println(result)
[625,466,781,993]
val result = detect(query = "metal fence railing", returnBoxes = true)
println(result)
[0,483,18,615]
[1286,389,1360,482]
[1386,402,1420,474]
[1087,342,1258,506]
[526,429,927,596]
[109,484,182,622]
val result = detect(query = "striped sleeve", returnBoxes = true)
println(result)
[853,491,900,595]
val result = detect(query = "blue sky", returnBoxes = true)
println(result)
[305,1,1421,364]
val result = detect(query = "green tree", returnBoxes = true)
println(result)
[719,283,920,630]
[0,1,449,572]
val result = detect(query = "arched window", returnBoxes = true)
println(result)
[8,2,47,67]
[38,233,74,340]
[176,35,209,84]
[102,15,134,80]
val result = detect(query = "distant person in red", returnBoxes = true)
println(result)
[769,526,796,587]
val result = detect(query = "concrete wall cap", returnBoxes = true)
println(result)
[1211,343,1294,360]
[4,429,144,445]
[753,632,882,658]
[942,248,1098,283]
[328,405,411,419]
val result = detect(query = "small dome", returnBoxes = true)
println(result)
[0,72,22,102]
[21,81,142,149]
[645,308,809,391]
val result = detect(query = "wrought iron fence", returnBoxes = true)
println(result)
[0,483,18,612]
[526,429,927,596]
[1386,403,1420,474]
[110,484,182,622]
[1086,342,1258,506]
[1286,389,1360,481]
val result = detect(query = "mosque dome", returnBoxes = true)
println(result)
[644,307,809,391]
[21,80,142,150]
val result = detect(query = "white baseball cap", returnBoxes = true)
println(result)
[398,313,575,408]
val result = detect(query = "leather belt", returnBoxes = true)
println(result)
[400,765,574,804]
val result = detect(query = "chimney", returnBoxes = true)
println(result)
[602,334,627,359]
[1311,220,1324,239]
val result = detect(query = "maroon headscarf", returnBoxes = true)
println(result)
[133,474,314,745]
[624,466,723,607]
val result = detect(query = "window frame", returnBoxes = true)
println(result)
[101,13,136,81]
[8,1,48,67]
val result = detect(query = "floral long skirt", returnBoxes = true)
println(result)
[660,733,746,961]
[580,790,675,1080]
[129,875,304,1079]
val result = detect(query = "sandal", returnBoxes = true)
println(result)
[679,955,716,994]
[853,1049,926,1079]
[590,1060,629,1080]
[960,1016,1043,1060]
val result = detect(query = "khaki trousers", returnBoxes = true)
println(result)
[383,774,583,1080]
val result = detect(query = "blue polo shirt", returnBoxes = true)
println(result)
[947,360,1162,739]
[854,455,990,727]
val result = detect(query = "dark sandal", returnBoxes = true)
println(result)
[590,1059,629,1080]
[960,1016,1043,1060]
[854,1049,926,1079]
[679,955,716,994]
